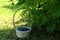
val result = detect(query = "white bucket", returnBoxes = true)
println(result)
[16,27,31,38]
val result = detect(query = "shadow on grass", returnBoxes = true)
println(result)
[2,4,20,11]
[29,27,60,40]
[0,27,60,40]
[0,29,17,40]
[0,28,40,40]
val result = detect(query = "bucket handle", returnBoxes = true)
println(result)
[13,8,33,29]
[13,8,20,29]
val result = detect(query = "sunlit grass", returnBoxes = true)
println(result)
[0,1,11,7]
[0,2,14,40]
[0,0,15,34]
[0,1,27,40]
[0,7,14,28]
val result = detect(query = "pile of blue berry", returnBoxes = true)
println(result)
[18,27,30,31]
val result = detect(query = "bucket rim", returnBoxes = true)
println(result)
[16,27,31,32]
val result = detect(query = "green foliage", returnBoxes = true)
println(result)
[17,0,60,32]
[17,0,25,5]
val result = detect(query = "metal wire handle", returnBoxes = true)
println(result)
[13,8,20,29]
[13,8,33,29]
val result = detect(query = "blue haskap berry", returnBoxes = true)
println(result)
[18,27,30,31]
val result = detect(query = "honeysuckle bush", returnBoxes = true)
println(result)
[16,0,60,32]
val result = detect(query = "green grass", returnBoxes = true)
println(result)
[0,1,18,40]
[0,0,26,40]
[0,1,60,40]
